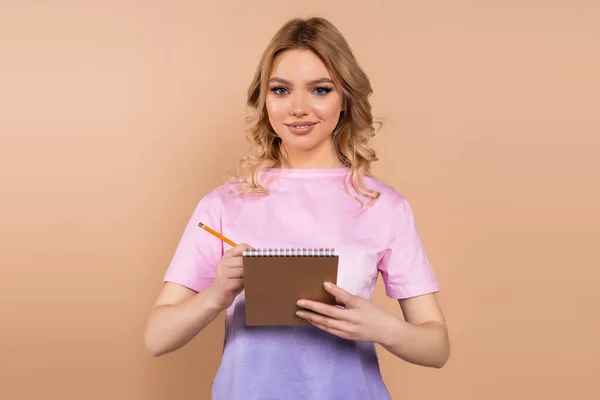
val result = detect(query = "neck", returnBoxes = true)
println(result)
[281,141,344,169]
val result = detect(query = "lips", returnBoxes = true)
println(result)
[285,122,318,135]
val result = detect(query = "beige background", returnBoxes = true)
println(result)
[1,1,599,399]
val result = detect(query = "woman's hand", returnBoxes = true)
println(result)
[296,282,401,345]
[209,243,253,310]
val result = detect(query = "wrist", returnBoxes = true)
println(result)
[378,315,406,348]
[204,285,230,312]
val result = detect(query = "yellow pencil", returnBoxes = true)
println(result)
[198,222,238,247]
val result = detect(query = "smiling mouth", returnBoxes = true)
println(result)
[286,122,317,128]
[285,122,318,135]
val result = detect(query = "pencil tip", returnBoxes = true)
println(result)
[198,222,204,228]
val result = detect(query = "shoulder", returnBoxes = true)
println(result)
[185,182,244,223]
[195,180,254,210]
[187,181,235,214]
[198,181,239,204]
[362,174,408,210]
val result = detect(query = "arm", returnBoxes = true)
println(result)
[296,283,450,369]
[379,293,450,368]
[143,283,225,357]
[144,243,251,357]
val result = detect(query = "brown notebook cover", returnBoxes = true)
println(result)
[243,248,339,326]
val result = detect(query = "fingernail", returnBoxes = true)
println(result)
[324,282,332,289]
[296,311,305,317]
[297,300,305,307]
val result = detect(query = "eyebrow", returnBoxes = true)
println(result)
[269,77,334,85]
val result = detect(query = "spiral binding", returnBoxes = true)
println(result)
[243,248,338,257]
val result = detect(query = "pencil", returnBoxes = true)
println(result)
[198,222,238,247]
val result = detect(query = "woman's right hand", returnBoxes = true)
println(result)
[209,243,253,310]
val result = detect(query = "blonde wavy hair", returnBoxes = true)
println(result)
[230,16,381,207]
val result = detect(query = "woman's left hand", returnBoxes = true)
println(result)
[296,282,400,345]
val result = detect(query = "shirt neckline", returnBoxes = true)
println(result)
[263,167,351,178]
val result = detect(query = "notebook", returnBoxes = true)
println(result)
[242,248,339,326]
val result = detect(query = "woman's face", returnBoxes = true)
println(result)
[266,49,344,167]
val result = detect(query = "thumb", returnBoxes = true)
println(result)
[323,282,354,306]
[226,243,254,257]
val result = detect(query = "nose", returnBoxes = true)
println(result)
[290,92,309,117]
[291,108,308,117]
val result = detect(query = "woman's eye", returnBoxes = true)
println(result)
[270,87,289,95]
[313,87,333,96]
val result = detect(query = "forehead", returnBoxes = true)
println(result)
[270,49,331,80]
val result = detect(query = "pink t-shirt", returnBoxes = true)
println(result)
[164,167,439,399]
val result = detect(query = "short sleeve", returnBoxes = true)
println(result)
[163,190,224,292]
[377,198,440,299]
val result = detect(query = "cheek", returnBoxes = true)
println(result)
[313,98,342,123]
[266,96,289,122]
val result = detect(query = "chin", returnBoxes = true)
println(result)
[280,134,329,153]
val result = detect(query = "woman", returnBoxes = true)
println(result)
[144,16,450,400]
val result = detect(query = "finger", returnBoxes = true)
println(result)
[230,278,244,288]
[296,299,346,320]
[224,267,244,279]
[222,257,244,268]
[306,320,350,340]
[223,243,253,258]
[323,282,355,306]
[296,310,349,331]
[224,277,244,287]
